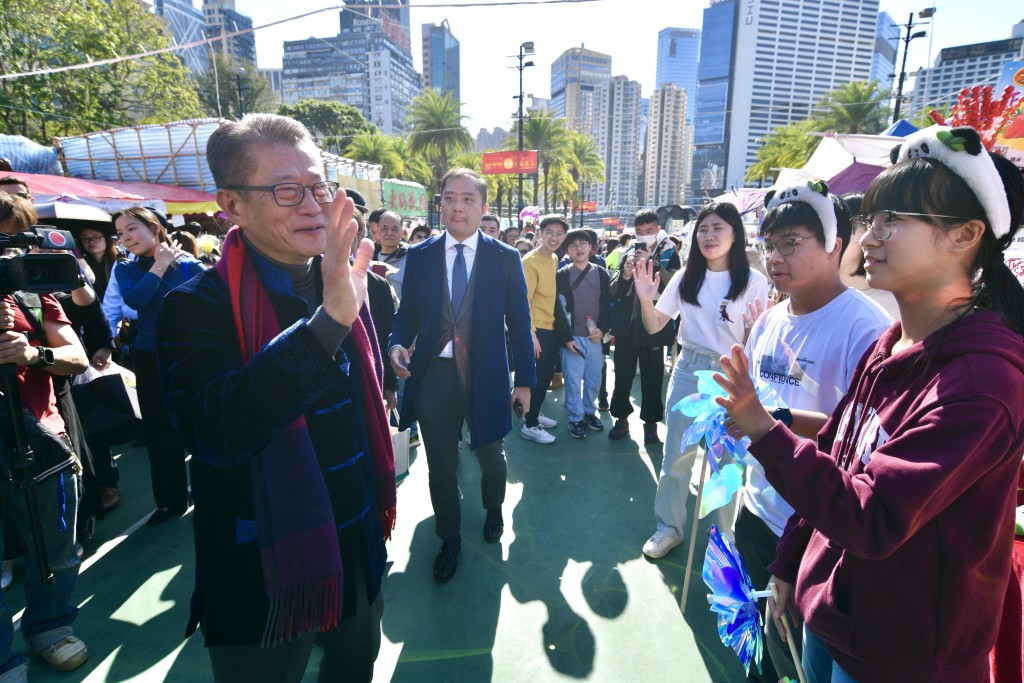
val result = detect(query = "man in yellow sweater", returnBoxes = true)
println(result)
[520,215,567,444]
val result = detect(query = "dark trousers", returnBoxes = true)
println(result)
[416,359,506,543]
[734,508,802,682]
[134,350,189,513]
[524,327,557,428]
[609,336,665,423]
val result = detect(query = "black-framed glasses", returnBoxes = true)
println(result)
[851,210,968,242]
[757,236,807,258]
[222,181,339,207]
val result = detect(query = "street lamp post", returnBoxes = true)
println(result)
[514,42,534,231]
[234,69,250,118]
[892,10,931,124]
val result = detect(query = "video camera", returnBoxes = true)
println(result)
[0,226,84,294]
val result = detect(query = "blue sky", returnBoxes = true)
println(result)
[243,0,1018,132]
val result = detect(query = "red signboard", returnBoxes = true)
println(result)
[482,150,538,175]
[572,201,597,212]
[602,217,619,226]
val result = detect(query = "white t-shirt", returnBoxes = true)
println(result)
[742,288,893,536]
[655,267,769,356]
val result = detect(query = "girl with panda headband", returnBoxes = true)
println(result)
[715,126,1024,682]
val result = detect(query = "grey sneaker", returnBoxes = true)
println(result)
[36,635,89,672]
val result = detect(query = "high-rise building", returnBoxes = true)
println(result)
[690,0,737,199]
[590,75,642,213]
[281,6,421,135]
[871,12,899,90]
[203,0,256,66]
[476,127,508,151]
[912,24,1024,120]
[259,68,284,102]
[153,0,209,74]
[727,0,878,188]
[645,84,688,207]
[655,28,700,123]
[422,20,460,100]
[550,46,612,134]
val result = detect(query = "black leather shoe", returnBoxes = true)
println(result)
[644,422,661,444]
[433,540,460,583]
[608,419,629,441]
[483,508,504,543]
[146,508,176,527]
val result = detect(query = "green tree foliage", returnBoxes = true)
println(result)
[345,132,404,178]
[815,80,892,134]
[198,52,278,120]
[745,120,820,184]
[0,0,203,142]
[406,89,473,188]
[564,130,605,222]
[505,110,570,210]
[277,99,376,147]
[746,80,892,184]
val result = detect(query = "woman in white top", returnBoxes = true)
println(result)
[633,202,769,559]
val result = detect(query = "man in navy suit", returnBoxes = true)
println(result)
[389,168,535,583]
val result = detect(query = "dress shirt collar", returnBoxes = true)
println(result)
[444,229,480,252]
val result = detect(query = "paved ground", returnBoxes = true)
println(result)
[6,365,750,682]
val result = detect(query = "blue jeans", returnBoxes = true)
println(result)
[803,626,858,683]
[0,473,80,680]
[561,336,604,423]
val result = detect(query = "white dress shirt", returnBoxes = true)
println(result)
[439,230,479,358]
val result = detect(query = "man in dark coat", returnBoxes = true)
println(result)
[157,114,395,683]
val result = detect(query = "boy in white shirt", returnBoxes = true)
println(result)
[736,181,891,683]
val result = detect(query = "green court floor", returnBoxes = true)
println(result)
[8,368,749,683]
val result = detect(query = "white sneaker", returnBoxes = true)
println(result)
[521,424,556,444]
[35,635,89,672]
[642,529,684,559]
[537,413,558,429]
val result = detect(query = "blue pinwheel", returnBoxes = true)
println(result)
[672,371,786,519]
[703,524,771,676]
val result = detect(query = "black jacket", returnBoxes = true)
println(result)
[554,264,611,346]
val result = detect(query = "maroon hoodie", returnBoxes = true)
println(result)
[759,311,1024,683]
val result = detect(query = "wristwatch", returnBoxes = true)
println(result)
[32,346,54,368]
[771,408,793,427]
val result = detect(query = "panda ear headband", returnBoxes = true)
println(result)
[890,125,1011,238]
[763,180,838,252]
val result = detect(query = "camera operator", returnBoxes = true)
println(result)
[0,193,90,676]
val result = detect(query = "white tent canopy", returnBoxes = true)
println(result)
[773,132,904,188]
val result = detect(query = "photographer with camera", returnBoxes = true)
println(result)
[0,193,91,677]
[606,210,681,444]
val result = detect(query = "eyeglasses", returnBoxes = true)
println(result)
[222,181,339,207]
[851,210,969,242]
[79,235,106,244]
[757,236,807,258]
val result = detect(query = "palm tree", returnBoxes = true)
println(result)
[345,133,404,178]
[745,119,819,184]
[391,136,434,187]
[505,110,570,211]
[406,89,473,188]
[564,130,604,225]
[814,80,892,134]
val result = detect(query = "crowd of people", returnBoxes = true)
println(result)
[0,115,1020,683]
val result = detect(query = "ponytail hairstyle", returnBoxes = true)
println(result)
[679,202,751,306]
[863,152,1024,336]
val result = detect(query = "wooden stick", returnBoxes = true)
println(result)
[769,581,808,683]
[680,453,710,613]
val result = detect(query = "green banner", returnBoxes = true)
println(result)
[382,180,428,218]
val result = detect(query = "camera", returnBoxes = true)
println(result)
[0,226,84,294]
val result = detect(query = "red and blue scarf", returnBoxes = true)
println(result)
[216,227,396,647]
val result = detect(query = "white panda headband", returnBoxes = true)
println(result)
[763,180,838,252]
[892,125,1011,238]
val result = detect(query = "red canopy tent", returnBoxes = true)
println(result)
[7,172,219,214]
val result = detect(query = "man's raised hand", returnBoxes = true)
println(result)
[321,192,371,326]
